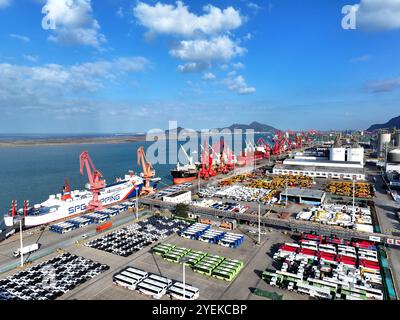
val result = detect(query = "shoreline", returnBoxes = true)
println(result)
[0,136,147,148]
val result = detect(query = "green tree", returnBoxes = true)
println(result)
[175,203,189,218]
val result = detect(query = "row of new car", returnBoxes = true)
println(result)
[113,266,199,300]
[0,253,109,300]
[198,185,273,204]
[263,236,384,300]
[86,216,190,257]
[49,201,136,234]
[180,223,245,248]
[191,198,249,214]
[152,183,193,199]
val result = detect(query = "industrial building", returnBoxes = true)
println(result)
[385,149,400,188]
[162,190,192,204]
[273,146,366,181]
[279,187,326,205]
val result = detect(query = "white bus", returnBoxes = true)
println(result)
[168,282,199,300]
[113,274,138,290]
[137,281,167,300]
[125,267,148,279]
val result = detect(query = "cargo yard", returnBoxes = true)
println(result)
[1,129,400,302]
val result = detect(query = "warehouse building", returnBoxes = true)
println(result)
[162,190,192,204]
[280,188,326,205]
[273,159,366,181]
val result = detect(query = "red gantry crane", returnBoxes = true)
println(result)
[137,146,156,195]
[80,151,106,211]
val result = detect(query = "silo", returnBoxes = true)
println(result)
[387,149,400,163]
[396,131,400,147]
[330,147,346,161]
[378,132,392,156]
[347,147,364,164]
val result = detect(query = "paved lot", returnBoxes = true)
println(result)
[54,228,307,300]
[0,210,148,272]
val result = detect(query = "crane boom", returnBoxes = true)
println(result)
[137,146,155,195]
[79,151,105,211]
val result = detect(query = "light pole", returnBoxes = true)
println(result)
[19,219,23,267]
[285,177,288,207]
[198,172,201,193]
[258,203,261,245]
[179,257,190,300]
[352,177,356,213]
[135,187,139,221]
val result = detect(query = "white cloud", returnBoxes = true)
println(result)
[170,36,246,63]
[9,34,31,43]
[355,0,400,31]
[224,73,255,95]
[0,0,11,9]
[232,62,245,69]
[365,77,400,93]
[349,55,371,63]
[247,2,262,12]
[0,57,150,106]
[23,55,39,63]
[116,6,124,18]
[133,1,243,37]
[44,0,106,48]
[177,62,208,73]
[202,72,216,81]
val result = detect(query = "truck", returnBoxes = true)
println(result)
[13,243,40,258]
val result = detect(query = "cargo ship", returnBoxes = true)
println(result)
[4,173,159,228]
[171,146,199,184]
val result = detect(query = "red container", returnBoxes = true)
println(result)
[96,221,112,233]
[281,244,298,253]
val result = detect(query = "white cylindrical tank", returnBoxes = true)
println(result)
[347,148,364,164]
[378,132,392,156]
[387,149,400,163]
[396,132,400,147]
[330,147,346,161]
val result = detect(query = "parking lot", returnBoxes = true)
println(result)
[0,252,109,300]
[53,227,308,300]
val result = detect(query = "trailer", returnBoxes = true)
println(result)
[13,243,40,257]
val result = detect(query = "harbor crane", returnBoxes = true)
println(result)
[137,146,156,195]
[79,151,106,211]
[199,141,216,179]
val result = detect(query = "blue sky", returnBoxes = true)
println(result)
[0,0,399,133]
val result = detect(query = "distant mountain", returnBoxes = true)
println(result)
[367,115,400,131]
[163,121,279,136]
[220,121,278,133]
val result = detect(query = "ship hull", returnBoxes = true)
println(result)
[4,176,151,228]
[171,169,198,185]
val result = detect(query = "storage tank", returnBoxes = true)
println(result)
[396,131,400,147]
[347,147,364,164]
[387,149,400,163]
[330,147,346,161]
[378,132,392,156]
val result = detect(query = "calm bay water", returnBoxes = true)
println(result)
[0,133,272,228]
[0,142,175,227]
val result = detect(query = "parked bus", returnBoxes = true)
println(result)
[168,282,200,300]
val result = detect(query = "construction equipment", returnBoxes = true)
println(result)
[10,200,17,217]
[137,146,156,195]
[272,131,287,155]
[79,151,106,211]
[216,140,228,174]
[199,141,216,179]
[23,200,29,217]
